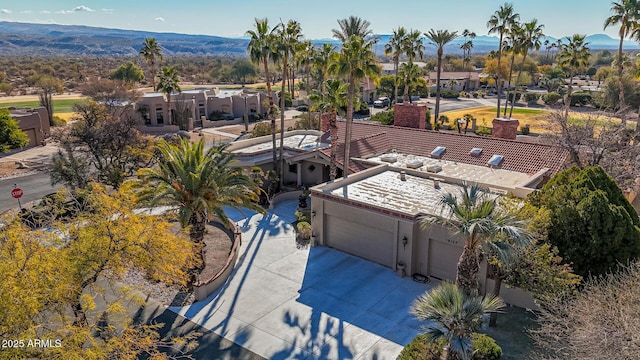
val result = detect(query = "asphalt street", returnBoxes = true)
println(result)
[0,172,59,213]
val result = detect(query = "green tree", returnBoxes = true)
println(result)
[604,0,640,109]
[384,26,408,105]
[139,37,163,90]
[509,19,544,118]
[309,79,348,180]
[525,166,640,278]
[246,18,279,171]
[329,31,380,177]
[425,29,459,128]
[557,35,590,116]
[331,15,372,42]
[594,66,612,84]
[487,2,520,118]
[156,66,181,126]
[399,62,422,102]
[136,138,264,246]
[420,184,531,296]
[34,74,63,126]
[403,29,425,64]
[0,109,28,152]
[411,282,504,360]
[312,43,336,92]
[232,58,257,85]
[109,61,145,87]
[273,19,302,187]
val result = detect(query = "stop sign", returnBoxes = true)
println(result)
[11,188,23,199]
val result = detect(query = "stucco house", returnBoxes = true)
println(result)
[8,107,50,148]
[428,71,481,91]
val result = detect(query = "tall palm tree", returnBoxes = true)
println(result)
[399,62,421,102]
[331,15,372,42]
[411,282,504,360]
[502,22,522,117]
[557,35,590,117]
[461,29,476,90]
[604,0,640,110]
[425,29,458,129]
[509,19,544,118]
[487,3,520,118]
[156,66,181,125]
[309,79,348,180]
[313,43,336,92]
[274,20,302,187]
[328,35,380,177]
[247,18,279,170]
[401,30,425,102]
[137,138,264,246]
[384,27,407,106]
[420,184,531,296]
[139,37,163,90]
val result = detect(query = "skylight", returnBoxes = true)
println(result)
[488,154,504,166]
[431,146,446,158]
[470,148,483,156]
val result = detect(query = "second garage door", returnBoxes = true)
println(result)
[325,214,394,268]
[428,240,462,281]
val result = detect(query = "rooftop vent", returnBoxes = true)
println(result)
[381,154,398,163]
[426,164,443,173]
[406,160,423,169]
[399,171,407,181]
[488,154,504,167]
[431,146,446,158]
[470,148,483,157]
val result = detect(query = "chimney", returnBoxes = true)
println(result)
[492,117,519,140]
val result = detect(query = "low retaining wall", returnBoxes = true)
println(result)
[202,118,244,128]
[484,278,539,310]
[193,222,242,301]
[269,190,303,210]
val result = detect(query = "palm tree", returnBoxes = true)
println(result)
[139,37,163,90]
[604,0,640,110]
[309,79,348,180]
[156,66,181,126]
[411,282,504,360]
[331,16,372,42]
[487,3,520,118]
[329,35,380,177]
[399,62,421,103]
[247,18,279,170]
[509,19,544,118]
[384,27,407,106]
[420,184,531,296]
[137,138,264,246]
[461,29,476,90]
[313,43,336,92]
[425,29,458,129]
[557,34,590,117]
[401,30,425,102]
[273,19,303,187]
[502,22,522,118]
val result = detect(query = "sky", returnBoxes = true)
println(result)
[0,0,623,40]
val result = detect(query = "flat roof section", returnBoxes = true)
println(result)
[364,153,532,188]
[233,134,329,154]
[327,170,488,217]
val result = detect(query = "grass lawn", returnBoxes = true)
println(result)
[481,306,537,360]
[441,106,549,133]
[0,98,87,114]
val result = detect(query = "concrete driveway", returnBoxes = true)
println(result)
[170,200,432,359]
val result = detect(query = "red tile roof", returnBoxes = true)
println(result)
[324,121,567,175]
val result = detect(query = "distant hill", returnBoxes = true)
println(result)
[0,21,636,57]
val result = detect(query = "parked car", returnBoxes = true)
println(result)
[373,96,390,108]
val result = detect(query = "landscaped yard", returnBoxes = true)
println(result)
[482,306,536,360]
[441,106,548,133]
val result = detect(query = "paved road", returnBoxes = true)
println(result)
[0,172,59,212]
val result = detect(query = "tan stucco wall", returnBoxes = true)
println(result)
[11,107,49,147]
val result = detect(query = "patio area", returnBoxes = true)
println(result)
[169,199,432,359]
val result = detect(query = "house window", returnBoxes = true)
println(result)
[198,103,205,118]
[139,106,151,125]
[155,107,164,125]
[288,164,297,174]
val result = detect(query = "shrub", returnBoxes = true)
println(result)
[209,110,233,120]
[569,92,592,106]
[295,210,310,223]
[296,221,312,240]
[370,109,394,125]
[521,124,530,135]
[472,91,479,98]
[524,92,540,104]
[476,125,492,137]
[506,92,522,103]
[248,113,262,121]
[438,90,460,98]
[542,92,561,105]
[397,333,502,360]
[355,101,370,115]
[251,122,272,137]
[52,116,67,127]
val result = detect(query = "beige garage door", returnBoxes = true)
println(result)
[325,215,394,267]
[428,240,462,281]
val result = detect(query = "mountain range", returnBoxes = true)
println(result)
[0,21,637,57]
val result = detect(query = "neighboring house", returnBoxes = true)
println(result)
[428,71,481,91]
[380,62,428,76]
[8,107,50,148]
[135,88,275,131]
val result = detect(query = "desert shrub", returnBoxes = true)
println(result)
[251,122,272,137]
[51,116,67,127]
[569,92,593,106]
[472,91,479,98]
[438,90,460,98]
[248,113,262,121]
[506,92,522,103]
[397,333,502,360]
[296,221,312,240]
[476,125,492,137]
[293,113,319,130]
[542,92,561,105]
[521,124,530,135]
[370,109,394,125]
[295,210,310,223]
[524,92,540,104]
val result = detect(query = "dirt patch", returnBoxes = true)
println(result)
[118,221,234,307]
[0,162,35,177]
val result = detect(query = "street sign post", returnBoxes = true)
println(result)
[11,185,23,210]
